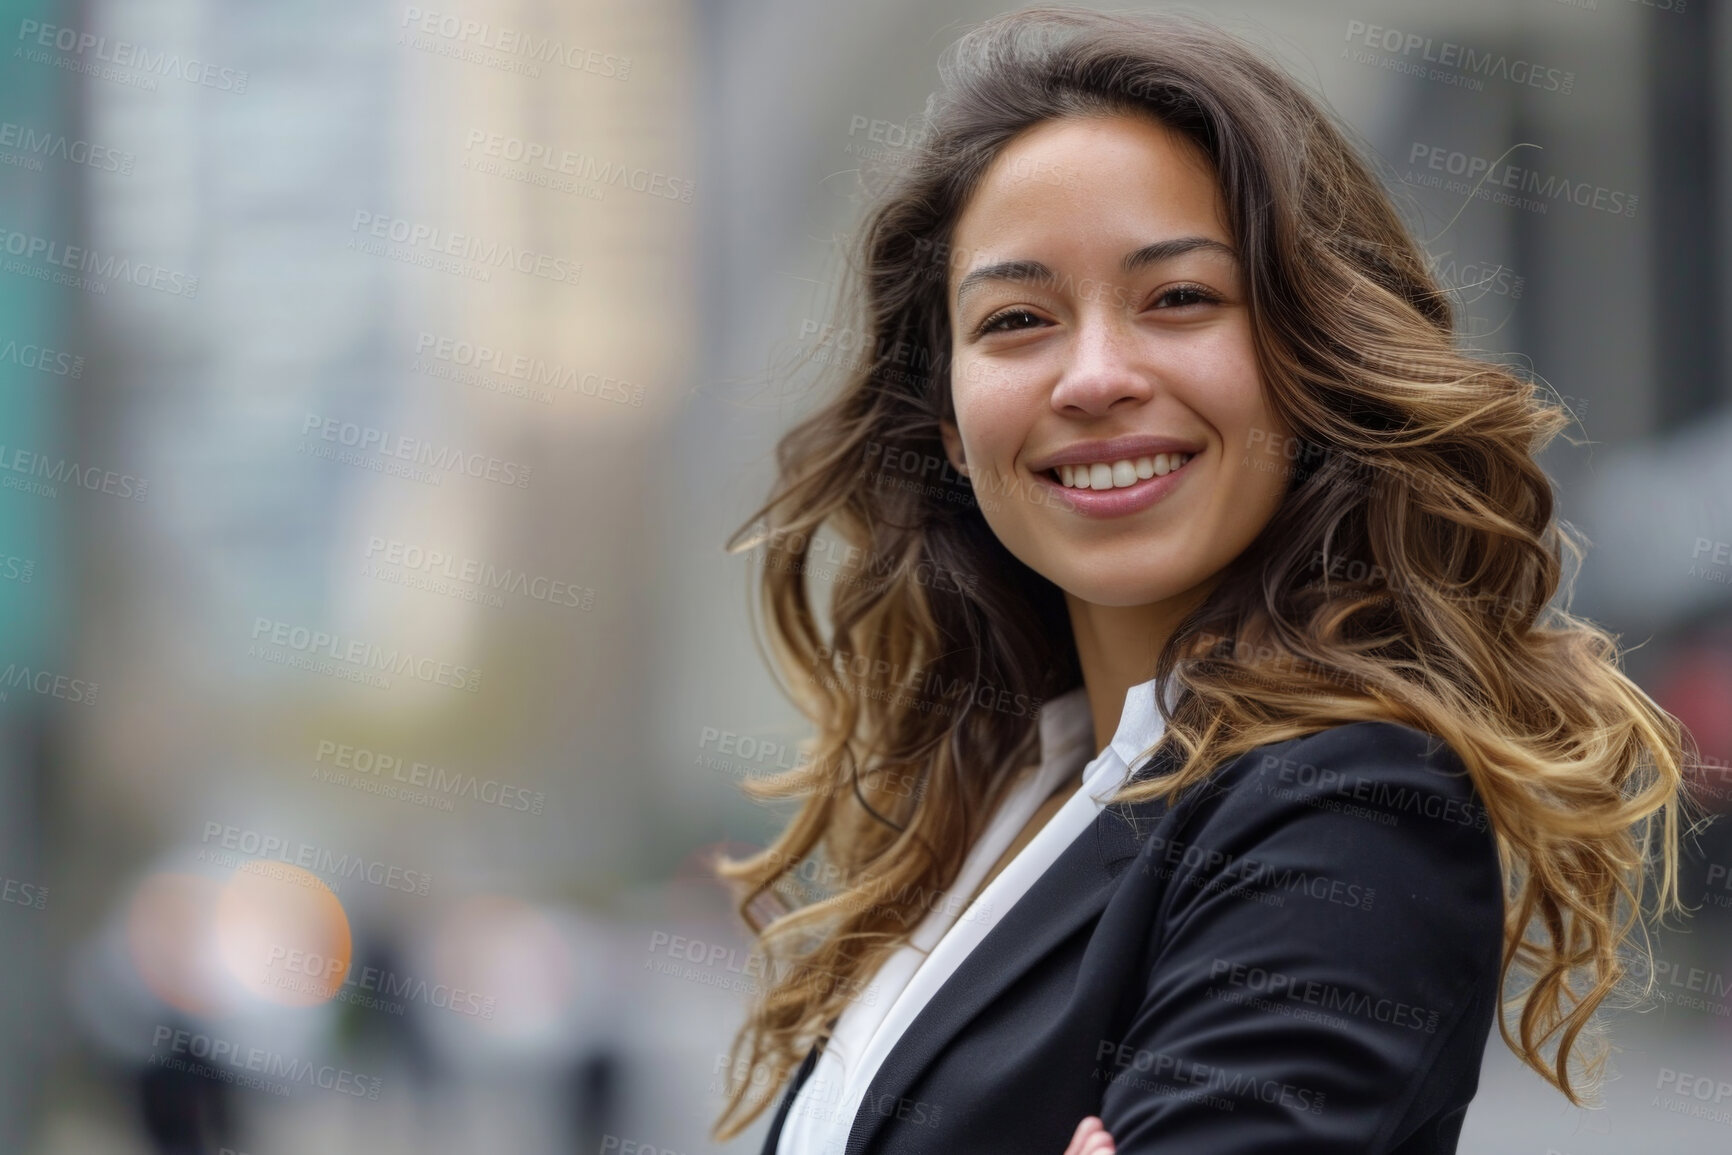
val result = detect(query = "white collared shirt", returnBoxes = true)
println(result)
[776,675,1177,1155]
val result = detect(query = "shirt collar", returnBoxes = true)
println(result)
[1037,675,1183,785]
[1110,675,1180,773]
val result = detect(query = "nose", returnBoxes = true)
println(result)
[1047,311,1154,417]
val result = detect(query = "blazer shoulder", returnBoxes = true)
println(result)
[1195,719,1488,829]
[1150,720,1503,936]
[1100,721,1507,1153]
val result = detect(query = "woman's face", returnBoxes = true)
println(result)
[941,113,1294,608]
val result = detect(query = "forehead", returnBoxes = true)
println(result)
[949,113,1229,260]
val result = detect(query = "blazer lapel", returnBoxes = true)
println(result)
[843,748,1178,1155]
[759,1042,820,1155]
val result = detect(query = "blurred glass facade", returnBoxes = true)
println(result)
[0,0,1726,1152]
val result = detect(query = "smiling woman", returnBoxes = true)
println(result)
[712,8,1687,1155]
[940,113,1287,610]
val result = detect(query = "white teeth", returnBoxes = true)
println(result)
[1055,453,1192,489]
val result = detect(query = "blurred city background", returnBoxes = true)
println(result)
[0,0,1727,1152]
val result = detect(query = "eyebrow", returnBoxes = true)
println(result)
[952,236,1239,311]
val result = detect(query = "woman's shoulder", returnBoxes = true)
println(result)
[1101,722,1507,1154]
[1142,720,1503,933]
[1186,719,1491,835]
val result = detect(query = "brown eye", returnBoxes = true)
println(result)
[1153,283,1220,308]
[977,308,1046,335]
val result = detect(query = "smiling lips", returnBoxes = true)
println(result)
[1031,450,1198,519]
[1050,452,1193,490]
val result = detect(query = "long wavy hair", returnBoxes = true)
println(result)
[708,7,1692,1141]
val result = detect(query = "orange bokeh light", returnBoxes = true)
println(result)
[214,860,353,1008]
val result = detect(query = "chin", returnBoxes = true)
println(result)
[1051,570,1198,609]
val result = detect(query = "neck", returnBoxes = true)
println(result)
[1064,578,1216,753]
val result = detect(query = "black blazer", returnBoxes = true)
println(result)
[756,720,1505,1154]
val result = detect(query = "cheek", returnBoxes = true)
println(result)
[1191,340,1282,453]
[951,361,1034,460]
